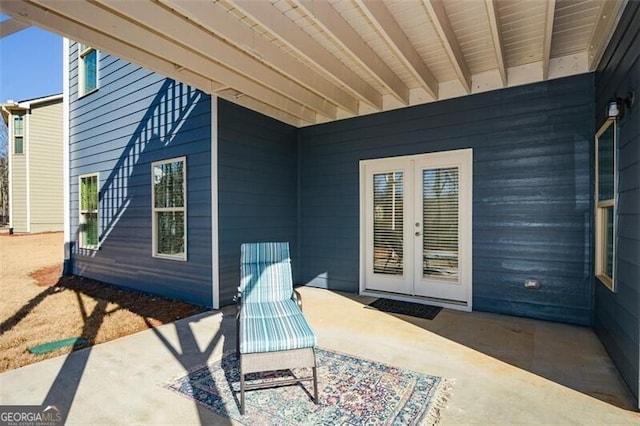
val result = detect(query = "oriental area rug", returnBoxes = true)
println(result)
[164,348,453,425]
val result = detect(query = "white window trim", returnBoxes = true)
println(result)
[13,114,25,155]
[594,118,617,291]
[78,44,98,98]
[79,173,100,250]
[152,156,187,261]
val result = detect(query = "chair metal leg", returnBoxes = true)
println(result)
[312,365,319,404]
[240,362,246,415]
[236,320,240,357]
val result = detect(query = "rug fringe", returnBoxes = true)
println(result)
[422,378,455,425]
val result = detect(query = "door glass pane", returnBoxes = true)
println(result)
[373,172,403,275]
[423,167,458,279]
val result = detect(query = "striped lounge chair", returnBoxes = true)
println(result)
[236,242,318,415]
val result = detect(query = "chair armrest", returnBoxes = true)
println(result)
[292,289,303,311]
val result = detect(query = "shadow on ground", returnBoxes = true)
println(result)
[336,291,638,412]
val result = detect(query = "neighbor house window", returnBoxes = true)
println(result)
[78,44,98,96]
[595,119,616,291]
[152,157,186,260]
[79,174,99,250]
[13,115,24,154]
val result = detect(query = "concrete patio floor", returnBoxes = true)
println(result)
[1,286,638,425]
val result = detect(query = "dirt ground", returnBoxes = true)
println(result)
[0,231,206,372]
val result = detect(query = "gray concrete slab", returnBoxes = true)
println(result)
[1,286,638,425]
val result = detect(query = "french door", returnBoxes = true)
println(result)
[360,149,472,307]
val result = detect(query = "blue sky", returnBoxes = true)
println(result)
[0,15,62,103]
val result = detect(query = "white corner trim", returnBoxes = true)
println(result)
[211,95,220,310]
[7,112,13,230]
[63,38,71,265]
[25,108,30,233]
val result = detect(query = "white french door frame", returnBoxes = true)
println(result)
[359,149,473,312]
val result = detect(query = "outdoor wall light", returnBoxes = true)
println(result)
[607,90,635,119]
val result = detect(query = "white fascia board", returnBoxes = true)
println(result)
[17,93,64,109]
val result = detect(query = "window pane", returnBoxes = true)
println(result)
[84,49,97,93]
[82,213,98,247]
[80,176,98,210]
[373,172,403,275]
[14,136,23,154]
[598,125,614,201]
[154,161,185,208]
[156,211,185,256]
[423,167,459,279]
[13,116,23,135]
[605,206,614,278]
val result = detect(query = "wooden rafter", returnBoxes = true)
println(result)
[0,0,223,94]
[228,0,382,110]
[357,0,438,100]
[296,0,409,105]
[542,0,556,80]
[0,17,30,38]
[95,0,336,120]
[587,0,627,70]
[424,0,471,93]
[485,0,507,87]
[159,0,358,115]
[216,89,303,127]
[30,0,317,124]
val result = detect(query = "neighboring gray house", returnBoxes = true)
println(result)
[1,94,64,233]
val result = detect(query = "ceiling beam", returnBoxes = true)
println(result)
[0,17,31,38]
[95,0,336,120]
[159,0,358,115]
[587,0,626,70]
[227,0,382,111]
[0,0,222,94]
[542,0,556,80]
[357,0,438,100]
[484,0,507,87]
[216,89,304,127]
[424,0,471,93]
[29,0,317,123]
[295,0,409,105]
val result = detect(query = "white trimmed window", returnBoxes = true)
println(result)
[78,44,98,97]
[13,115,24,154]
[595,119,616,291]
[79,174,99,250]
[152,157,187,260]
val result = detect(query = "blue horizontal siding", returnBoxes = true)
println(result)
[68,43,213,307]
[299,73,595,325]
[593,1,640,405]
[217,99,298,306]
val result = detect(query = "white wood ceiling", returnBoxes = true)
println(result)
[0,0,628,127]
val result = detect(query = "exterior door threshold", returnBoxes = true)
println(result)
[360,289,471,312]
